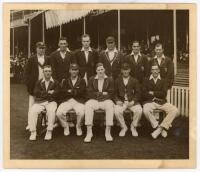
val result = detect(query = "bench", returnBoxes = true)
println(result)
[65,108,133,126]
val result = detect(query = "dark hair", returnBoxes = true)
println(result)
[43,65,52,70]
[59,37,67,42]
[155,42,163,49]
[81,34,90,40]
[96,62,104,69]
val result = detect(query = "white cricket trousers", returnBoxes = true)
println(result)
[27,95,35,126]
[85,99,114,126]
[29,101,57,132]
[56,98,84,127]
[143,102,179,130]
[114,104,142,127]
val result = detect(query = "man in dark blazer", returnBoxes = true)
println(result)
[98,36,124,80]
[124,41,149,83]
[114,63,142,137]
[73,34,98,85]
[24,42,49,130]
[29,65,60,141]
[84,63,114,142]
[49,37,74,83]
[142,63,179,139]
[56,63,86,136]
[148,43,174,89]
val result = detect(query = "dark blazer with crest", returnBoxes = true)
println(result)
[73,48,99,81]
[33,78,60,103]
[24,55,50,96]
[142,76,168,105]
[124,53,149,83]
[148,56,174,88]
[98,50,124,80]
[49,50,74,83]
[86,76,114,102]
[60,76,86,103]
[114,75,141,105]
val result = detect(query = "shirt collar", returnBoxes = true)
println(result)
[37,54,44,58]
[149,74,161,80]
[58,48,70,52]
[42,77,54,83]
[130,51,141,56]
[94,74,108,79]
[71,76,78,80]
[105,48,118,53]
[81,47,92,52]
[154,54,165,59]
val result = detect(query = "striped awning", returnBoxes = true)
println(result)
[45,10,91,29]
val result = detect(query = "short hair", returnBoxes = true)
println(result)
[121,62,131,70]
[132,40,140,45]
[155,42,163,49]
[59,37,67,42]
[81,34,90,40]
[96,62,104,69]
[43,65,52,70]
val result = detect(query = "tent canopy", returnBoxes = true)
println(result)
[45,10,91,29]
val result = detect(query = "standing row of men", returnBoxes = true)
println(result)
[24,34,178,142]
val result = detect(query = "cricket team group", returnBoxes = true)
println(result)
[24,34,179,142]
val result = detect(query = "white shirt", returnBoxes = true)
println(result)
[154,54,165,66]
[37,55,45,65]
[81,47,92,63]
[71,76,78,86]
[98,79,104,92]
[105,48,118,65]
[37,55,45,80]
[131,52,141,63]
[95,75,108,92]
[123,77,129,86]
[123,77,129,101]
[60,51,66,59]
[45,80,50,90]
[41,77,54,90]
[149,74,161,84]
[38,66,44,80]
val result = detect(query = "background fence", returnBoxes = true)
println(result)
[169,86,189,117]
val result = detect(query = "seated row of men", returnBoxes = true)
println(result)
[28,62,179,142]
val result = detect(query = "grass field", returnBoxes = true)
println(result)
[10,84,189,159]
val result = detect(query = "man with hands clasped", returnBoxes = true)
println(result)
[114,63,142,137]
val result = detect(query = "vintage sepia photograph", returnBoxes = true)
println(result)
[3,3,196,169]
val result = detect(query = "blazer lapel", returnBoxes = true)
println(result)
[80,51,86,65]
[149,79,156,89]
[160,58,165,67]
[104,52,113,67]
[154,79,161,89]
[56,51,64,64]
[137,55,142,65]
[102,78,109,91]
[68,78,73,89]
[88,51,93,64]
[93,78,98,91]
[47,81,54,92]
[41,81,46,91]
[74,77,81,87]
[33,55,39,67]
[130,55,136,65]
